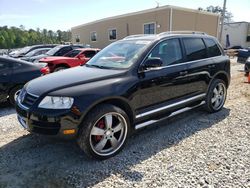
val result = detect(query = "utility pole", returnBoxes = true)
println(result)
[219,0,227,43]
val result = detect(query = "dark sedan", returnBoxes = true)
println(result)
[29,45,84,63]
[0,56,49,105]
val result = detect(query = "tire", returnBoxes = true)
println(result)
[9,85,23,106]
[77,104,130,160]
[54,66,67,72]
[204,79,227,113]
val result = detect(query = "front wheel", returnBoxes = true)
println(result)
[77,104,130,160]
[204,79,227,113]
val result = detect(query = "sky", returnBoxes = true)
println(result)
[0,0,250,31]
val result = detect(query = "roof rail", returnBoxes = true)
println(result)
[158,31,207,36]
[123,34,155,39]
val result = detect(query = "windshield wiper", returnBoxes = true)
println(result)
[85,64,111,69]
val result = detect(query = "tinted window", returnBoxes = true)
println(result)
[148,38,183,66]
[56,47,72,56]
[183,38,207,61]
[84,51,96,58]
[204,38,221,57]
[65,50,81,57]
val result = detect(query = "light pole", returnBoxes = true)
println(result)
[219,0,227,43]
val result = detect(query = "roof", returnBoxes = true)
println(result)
[72,5,219,30]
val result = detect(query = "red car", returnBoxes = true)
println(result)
[39,48,100,72]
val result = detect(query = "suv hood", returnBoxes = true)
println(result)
[26,66,126,96]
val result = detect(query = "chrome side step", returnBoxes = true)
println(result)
[135,101,205,130]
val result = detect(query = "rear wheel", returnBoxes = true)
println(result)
[77,104,130,160]
[204,79,227,113]
[9,85,23,106]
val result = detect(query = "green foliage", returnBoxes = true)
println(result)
[198,5,233,23]
[0,25,71,49]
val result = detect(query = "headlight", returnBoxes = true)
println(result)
[38,96,74,109]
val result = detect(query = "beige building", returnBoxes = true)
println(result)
[71,5,220,49]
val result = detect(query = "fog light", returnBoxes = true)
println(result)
[63,129,76,135]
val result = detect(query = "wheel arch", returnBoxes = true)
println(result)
[211,71,230,88]
[79,97,135,129]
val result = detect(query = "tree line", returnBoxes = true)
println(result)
[0,25,72,49]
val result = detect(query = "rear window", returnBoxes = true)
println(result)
[183,38,207,61]
[204,38,222,57]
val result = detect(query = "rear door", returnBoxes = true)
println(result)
[0,60,12,101]
[181,37,211,96]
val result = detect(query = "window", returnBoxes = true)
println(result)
[204,38,221,57]
[183,38,207,61]
[144,23,155,34]
[109,29,117,40]
[65,50,81,57]
[91,32,97,42]
[83,51,96,58]
[148,38,183,66]
[56,47,72,56]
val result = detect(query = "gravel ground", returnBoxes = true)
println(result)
[0,58,249,188]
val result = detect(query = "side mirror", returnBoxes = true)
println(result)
[141,58,163,71]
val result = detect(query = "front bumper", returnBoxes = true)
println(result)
[16,100,81,137]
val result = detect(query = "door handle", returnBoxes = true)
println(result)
[179,71,188,76]
[208,64,215,68]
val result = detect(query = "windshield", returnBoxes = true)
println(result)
[86,40,151,69]
[17,46,32,55]
[46,46,61,56]
[64,50,81,57]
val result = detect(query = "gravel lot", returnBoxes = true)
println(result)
[0,59,249,188]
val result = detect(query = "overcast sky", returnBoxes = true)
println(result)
[0,0,249,31]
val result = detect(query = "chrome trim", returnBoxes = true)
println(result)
[17,98,29,110]
[27,92,39,98]
[135,93,206,119]
[135,101,205,129]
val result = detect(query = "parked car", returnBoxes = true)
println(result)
[29,45,84,63]
[20,48,52,62]
[0,56,49,105]
[244,57,250,76]
[16,32,230,159]
[9,44,57,58]
[39,48,100,72]
[237,47,250,63]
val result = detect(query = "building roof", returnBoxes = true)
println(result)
[72,5,219,30]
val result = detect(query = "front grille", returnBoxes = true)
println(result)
[20,90,39,108]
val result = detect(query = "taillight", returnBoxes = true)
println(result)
[40,66,50,75]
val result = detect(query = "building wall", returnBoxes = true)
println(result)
[221,22,250,48]
[72,6,219,49]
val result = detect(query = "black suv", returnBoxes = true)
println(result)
[16,32,230,159]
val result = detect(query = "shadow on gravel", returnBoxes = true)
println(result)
[0,101,16,117]
[0,107,230,188]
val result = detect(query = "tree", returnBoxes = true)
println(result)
[198,5,233,23]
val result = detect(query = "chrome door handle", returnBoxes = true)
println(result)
[179,71,188,76]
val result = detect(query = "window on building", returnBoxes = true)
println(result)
[143,23,155,34]
[75,35,80,43]
[109,29,117,40]
[183,38,207,61]
[204,38,221,57]
[91,32,97,42]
